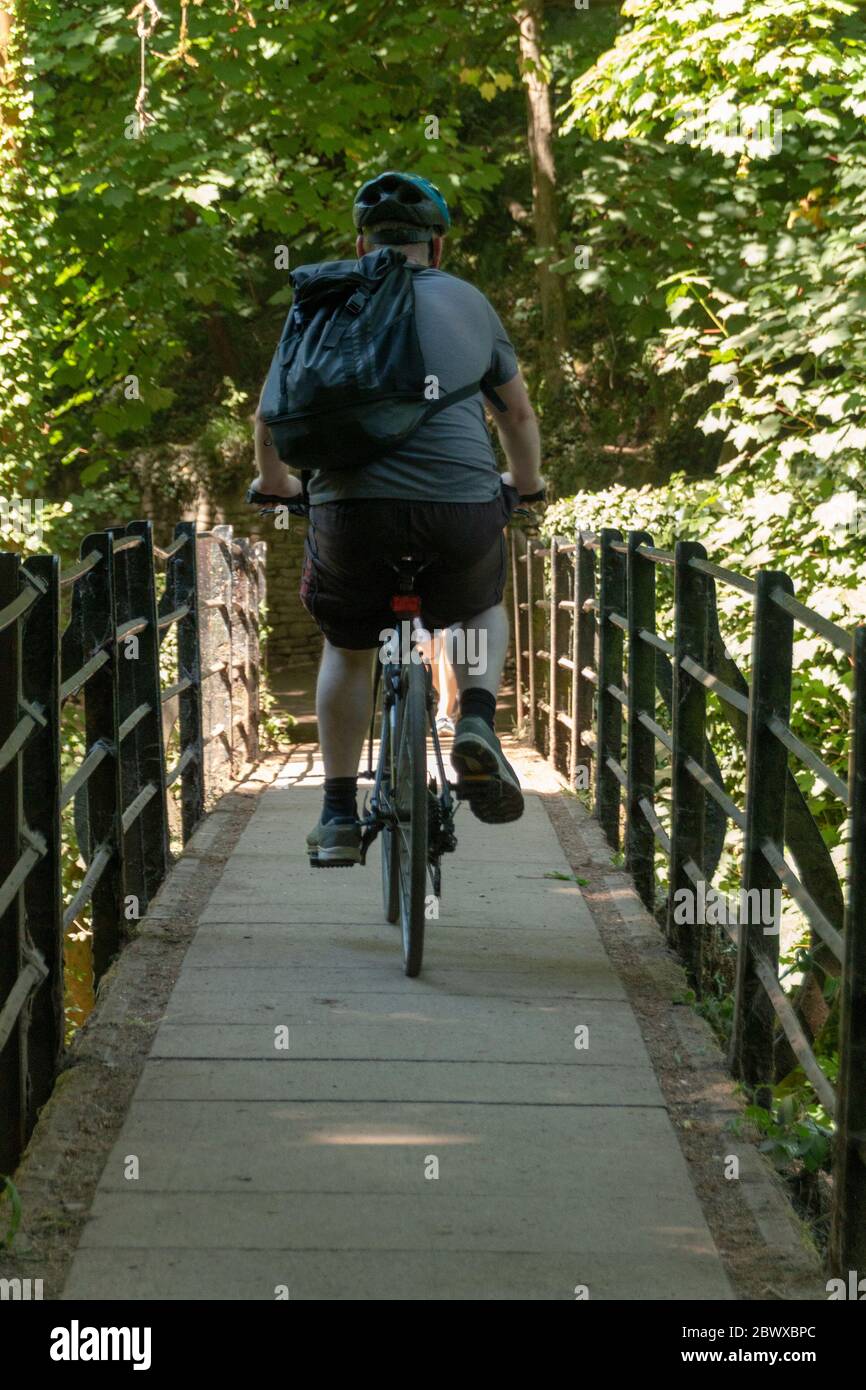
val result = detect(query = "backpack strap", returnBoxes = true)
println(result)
[320,288,372,350]
[425,377,509,421]
[481,378,508,413]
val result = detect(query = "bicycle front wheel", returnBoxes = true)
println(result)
[380,700,400,925]
[394,657,429,977]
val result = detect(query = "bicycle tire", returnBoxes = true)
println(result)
[395,657,429,977]
[380,699,400,925]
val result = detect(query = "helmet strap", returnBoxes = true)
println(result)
[366,226,434,245]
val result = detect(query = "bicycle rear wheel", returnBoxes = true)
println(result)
[394,657,429,977]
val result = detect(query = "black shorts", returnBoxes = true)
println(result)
[300,488,519,650]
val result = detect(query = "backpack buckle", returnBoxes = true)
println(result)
[345,290,368,316]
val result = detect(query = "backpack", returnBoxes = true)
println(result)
[259,246,505,471]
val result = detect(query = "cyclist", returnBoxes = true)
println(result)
[251,172,545,866]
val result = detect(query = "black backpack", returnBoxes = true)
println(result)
[259,247,505,470]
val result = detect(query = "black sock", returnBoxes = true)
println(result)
[322,776,358,823]
[459,688,496,731]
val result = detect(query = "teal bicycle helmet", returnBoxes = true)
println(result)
[352,171,451,243]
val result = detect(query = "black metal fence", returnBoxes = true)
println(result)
[511,526,865,1273]
[0,519,266,1175]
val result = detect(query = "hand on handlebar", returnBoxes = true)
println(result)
[501,471,547,527]
[245,485,309,517]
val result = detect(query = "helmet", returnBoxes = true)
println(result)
[352,171,451,243]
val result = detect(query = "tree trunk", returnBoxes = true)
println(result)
[1,5,18,145]
[0,8,13,66]
[516,1,568,397]
[1,4,19,297]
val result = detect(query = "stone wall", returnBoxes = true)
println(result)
[213,497,323,673]
[148,489,323,674]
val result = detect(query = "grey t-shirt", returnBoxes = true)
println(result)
[307,267,519,505]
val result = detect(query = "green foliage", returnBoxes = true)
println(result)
[2,0,515,511]
[548,1,865,973]
[560,0,866,499]
[743,1096,833,1175]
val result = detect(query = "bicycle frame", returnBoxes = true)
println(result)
[361,597,456,875]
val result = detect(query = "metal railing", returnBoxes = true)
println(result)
[0,519,266,1174]
[511,525,865,1273]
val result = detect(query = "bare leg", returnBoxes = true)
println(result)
[448,603,523,823]
[450,604,509,700]
[437,628,459,720]
[316,640,375,777]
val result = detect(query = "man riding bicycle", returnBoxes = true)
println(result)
[251,172,545,866]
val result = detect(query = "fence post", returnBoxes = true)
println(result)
[574,531,595,792]
[525,536,537,749]
[552,537,573,773]
[510,530,525,735]
[0,553,25,1173]
[567,543,578,788]
[79,531,126,983]
[830,623,866,1275]
[626,532,656,913]
[20,554,63,1132]
[120,521,170,915]
[228,539,251,770]
[667,542,711,988]
[214,527,235,785]
[596,529,625,849]
[248,540,267,763]
[171,522,207,839]
[730,569,793,1088]
[548,536,559,766]
[236,540,256,764]
[197,530,233,799]
[169,523,205,843]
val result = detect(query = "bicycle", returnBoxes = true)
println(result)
[246,485,456,977]
[246,478,546,975]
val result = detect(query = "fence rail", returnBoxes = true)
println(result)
[511,525,865,1274]
[0,519,266,1175]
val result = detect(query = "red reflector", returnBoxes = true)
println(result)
[391,595,422,614]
